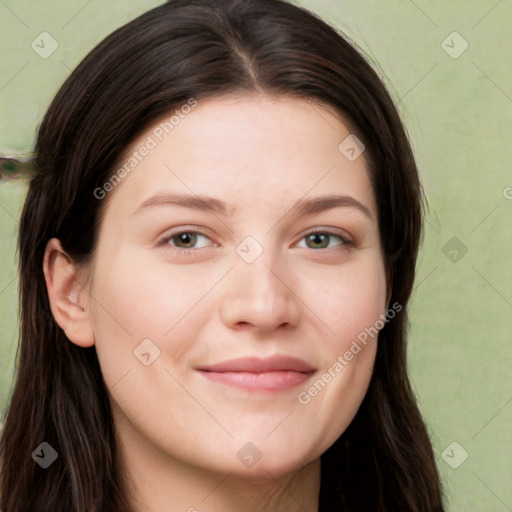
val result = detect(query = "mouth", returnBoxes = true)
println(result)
[196,355,316,392]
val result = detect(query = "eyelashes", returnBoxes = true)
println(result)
[157,228,356,255]
[295,230,355,250]
[164,231,212,250]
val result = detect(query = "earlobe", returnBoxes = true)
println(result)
[43,238,95,348]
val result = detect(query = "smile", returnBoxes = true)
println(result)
[196,355,316,392]
[197,369,313,391]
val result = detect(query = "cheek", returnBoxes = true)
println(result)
[290,254,386,433]
[294,252,388,349]
[88,248,220,382]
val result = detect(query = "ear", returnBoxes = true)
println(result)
[43,238,95,347]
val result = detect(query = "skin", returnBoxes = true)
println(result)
[44,95,389,512]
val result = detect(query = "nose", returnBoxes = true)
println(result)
[219,251,301,332]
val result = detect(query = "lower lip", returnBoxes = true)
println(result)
[197,370,312,391]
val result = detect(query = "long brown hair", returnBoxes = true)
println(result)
[1,0,444,510]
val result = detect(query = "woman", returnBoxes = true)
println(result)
[0,0,445,510]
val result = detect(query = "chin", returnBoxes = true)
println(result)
[226,443,320,481]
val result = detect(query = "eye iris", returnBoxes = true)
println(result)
[306,233,329,249]
[174,232,197,248]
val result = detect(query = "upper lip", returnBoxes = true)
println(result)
[197,355,316,373]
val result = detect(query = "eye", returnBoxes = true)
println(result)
[157,228,354,253]
[296,230,354,250]
[162,231,213,250]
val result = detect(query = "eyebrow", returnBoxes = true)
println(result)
[133,193,372,219]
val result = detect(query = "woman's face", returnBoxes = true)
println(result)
[87,95,387,479]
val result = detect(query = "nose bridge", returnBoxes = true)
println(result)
[219,240,300,330]
[244,254,284,303]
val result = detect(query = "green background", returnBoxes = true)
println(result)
[1,1,511,510]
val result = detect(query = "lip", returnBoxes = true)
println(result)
[196,356,316,392]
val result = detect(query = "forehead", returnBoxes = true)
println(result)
[103,94,376,220]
